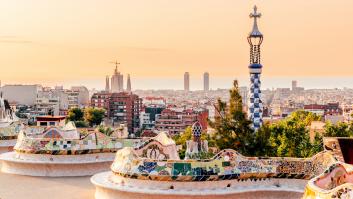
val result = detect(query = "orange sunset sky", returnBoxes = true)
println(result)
[0,0,353,89]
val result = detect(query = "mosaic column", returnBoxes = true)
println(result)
[247,6,263,131]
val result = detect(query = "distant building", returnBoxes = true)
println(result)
[139,112,153,129]
[35,96,60,116]
[145,105,165,122]
[33,86,89,116]
[143,97,166,106]
[126,74,131,92]
[292,80,297,91]
[203,72,209,91]
[36,115,66,127]
[108,92,142,134]
[91,92,111,109]
[292,80,304,92]
[276,88,291,99]
[155,108,208,135]
[1,84,42,105]
[111,62,124,93]
[105,76,110,92]
[70,86,90,107]
[184,72,190,92]
[304,102,342,116]
[64,88,87,109]
[92,92,142,134]
[342,105,353,122]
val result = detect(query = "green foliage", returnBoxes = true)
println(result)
[287,110,321,126]
[258,111,322,158]
[66,108,89,127]
[67,108,84,122]
[208,80,254,156]
[84,107,105,127]
[324,122,353,137]
[97,125,114,136]
[310,132,324,155]
[252,122,275,157]
[74,120,89,128]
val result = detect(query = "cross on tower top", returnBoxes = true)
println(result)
[249,5,263,37]
[111,60,120,74]
[250,5,261,19]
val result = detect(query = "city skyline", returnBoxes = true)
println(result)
[1,2,353,199]
[1,0,353,89]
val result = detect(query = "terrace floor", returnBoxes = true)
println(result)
[0,163,94,199]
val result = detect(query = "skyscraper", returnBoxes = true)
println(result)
[203,72,209,91]
[127,74,131,92]
[247,6,263,131]
[292,80,297,91]
[105,76,110,92]
[184,72,190,92]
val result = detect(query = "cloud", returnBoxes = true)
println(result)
[0,36,32,44]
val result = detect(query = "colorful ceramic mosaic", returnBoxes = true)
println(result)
[303,162,353,198]
[14,127,140,155]
[14,126,179,156]
[0,121,22,140]
[0,96,22,141]
[111,148,338,182]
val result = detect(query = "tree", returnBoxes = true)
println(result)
[324,122,353,137]
[252,122,274,157]
[208,80,254,156]
[97,125,113,136]
[288,110,321,126]
[84,107,105,127]
[310,132,324,156]
[66,107,89,127]
[74,120,89,128]
[67,108,84,122]
[260,110,322,158]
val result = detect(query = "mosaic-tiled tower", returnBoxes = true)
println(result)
[247,6,263,131]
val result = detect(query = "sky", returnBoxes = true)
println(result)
[1,0,353,90]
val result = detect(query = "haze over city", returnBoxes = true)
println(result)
[1,0,353,90]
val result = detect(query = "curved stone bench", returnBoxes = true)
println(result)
[91,171,306,199]
[91,148,339,199]
[0,139,16,154]
[0,132,177,177]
